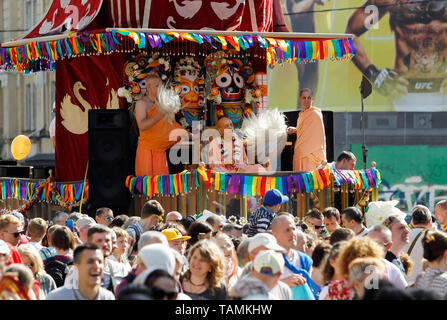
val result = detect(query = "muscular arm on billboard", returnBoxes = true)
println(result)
[345,0,389,72]
[345,0,408,98]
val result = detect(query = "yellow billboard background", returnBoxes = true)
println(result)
[268,0,399,112]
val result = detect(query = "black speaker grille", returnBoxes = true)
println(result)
[88,110,131,212]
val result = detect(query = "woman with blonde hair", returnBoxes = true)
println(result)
[17,244,56,299]
[181,240,227,300]
[348,257,386,299]
[414,230,447,295]
[111,227,132,272]
[327,237,385,300]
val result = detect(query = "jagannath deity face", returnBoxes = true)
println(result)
[177,75,203,109]
[215,68,245,105]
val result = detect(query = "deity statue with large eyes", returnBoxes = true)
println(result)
[173,56,205,131]
[204,50,262,129]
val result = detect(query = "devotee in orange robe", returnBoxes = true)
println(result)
[134,75,186,176]
[287,88,326,172]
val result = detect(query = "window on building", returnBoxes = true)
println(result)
[33,84,37,130]
[26,84,31,131]
[33,0,37,25]
[25,1,32,30]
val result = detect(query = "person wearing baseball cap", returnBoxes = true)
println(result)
[232,250,291,300]
[240,233,286,278]
[245,189,289,237]
[76,217,97,243]
[162,228,191,256]
[237,233,292,300]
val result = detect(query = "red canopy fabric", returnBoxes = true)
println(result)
[102,0,275,32]
[22,0,286,41]
[22,0,103,39]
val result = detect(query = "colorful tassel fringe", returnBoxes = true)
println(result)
[0,30,355,73]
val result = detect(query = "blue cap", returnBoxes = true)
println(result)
[263,189,289,206]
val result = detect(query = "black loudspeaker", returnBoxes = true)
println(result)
[281,110,334,171]
[88,109,131,214]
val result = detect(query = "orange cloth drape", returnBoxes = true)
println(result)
[135,104,186,176]
[293,106,326,172]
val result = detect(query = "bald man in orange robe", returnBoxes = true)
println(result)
[287,89,326,172]
[134,75,187,176]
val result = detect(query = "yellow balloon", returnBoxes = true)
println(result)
[11,135,31,160]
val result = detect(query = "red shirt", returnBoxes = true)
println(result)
[5,242,24,265]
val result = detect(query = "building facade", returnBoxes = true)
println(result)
[0,0,55,161]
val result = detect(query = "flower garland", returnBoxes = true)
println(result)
[125,167,381,198]
[0,178,89,213]
[0,30,355,73]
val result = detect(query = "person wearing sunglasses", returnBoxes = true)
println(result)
[0,215,25,265]
[143,269,179,300]
[286,88,326,172]
[303,209,327,235]
[95,208,114,227]
[126,200,165,259]
[0,214,26,247]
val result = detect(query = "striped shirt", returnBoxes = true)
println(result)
[414,268,447,296]
[246,206,275,237]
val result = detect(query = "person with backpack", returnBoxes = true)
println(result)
[45,226,75,288]
[125,200,165,262]
[402,205,435,286]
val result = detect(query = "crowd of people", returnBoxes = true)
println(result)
[1,192,447,300]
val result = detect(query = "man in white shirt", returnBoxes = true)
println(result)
[87,225,128,294]
[341,207,369,237]
[232,250,290,300]
[27,218,48,251]
[367,225,408,288]
[402,205,433,285]
[237,233,292,299]
[317,151,357,170]
[46,243,115,300]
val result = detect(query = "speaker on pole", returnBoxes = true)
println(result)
[88,109,131,215]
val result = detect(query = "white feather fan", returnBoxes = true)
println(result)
[157,84,181,123]
[240,108,287,165]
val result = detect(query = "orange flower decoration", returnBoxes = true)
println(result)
[210,87,219,96]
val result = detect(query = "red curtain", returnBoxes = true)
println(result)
[99,0,275,32]
[55,53,128,182]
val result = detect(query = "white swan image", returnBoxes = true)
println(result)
[211,0,245,21]
[39,9,58,35]
[61,81,98,135]
[169,0,202,19]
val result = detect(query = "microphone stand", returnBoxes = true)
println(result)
[360,94,368,170]
[359,75,372,170]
